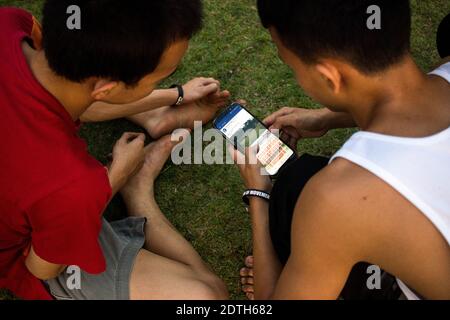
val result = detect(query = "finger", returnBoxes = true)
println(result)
[236,99,247,106]
[218,90,231,99]
[289,136,298,150]
[282,126,300,139]
[263,108,293,126]
[280,131,290,144]
[204,78,220,86]
[270,114,296,131]
[128,133,146,146]
[245,144,260,166]
[201,82,220,95]
[227,144,237,162]
[120,132,140,140]
[227,144,248,169]
[246,293,255,300]
[118,132,142,145]
[208,89,230,102]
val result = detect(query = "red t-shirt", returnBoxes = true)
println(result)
[0,8,112,300]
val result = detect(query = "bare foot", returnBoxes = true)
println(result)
[120,132,189,213]
[240,256,254,300]
[127,90,230,139]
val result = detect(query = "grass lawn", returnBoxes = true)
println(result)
[0,0,449,300]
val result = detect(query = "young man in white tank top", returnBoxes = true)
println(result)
[232,1,450,300]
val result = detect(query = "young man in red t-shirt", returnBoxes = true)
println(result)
[0,0,228,300]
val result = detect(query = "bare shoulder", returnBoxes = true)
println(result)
[297,157,381,214]
[291,157,398,258]
[296,156,413,229]
[295,157,450,300]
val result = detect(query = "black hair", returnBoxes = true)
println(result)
[42,0,203,86]
[257,0,412,74]
[437,13,450,59]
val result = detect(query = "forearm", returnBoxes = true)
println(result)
[321,108,357,130]
[81,88,178,122]
[249,198,283,300]
[107,166,127,197]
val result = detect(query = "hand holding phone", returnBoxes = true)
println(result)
[214,103,296,176]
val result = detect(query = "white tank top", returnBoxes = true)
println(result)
[330,62,450,300]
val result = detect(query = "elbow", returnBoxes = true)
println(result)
[26,265,61,281]
[25,260,64,281]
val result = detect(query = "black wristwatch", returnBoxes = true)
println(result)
[170,84,184,106]
[242,189,271,206]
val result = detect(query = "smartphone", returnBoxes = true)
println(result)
[213,103,296,176]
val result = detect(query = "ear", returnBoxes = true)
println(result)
[315,63,342,94]
[91,79,119,100]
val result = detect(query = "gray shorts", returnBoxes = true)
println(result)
[46,217,147,300]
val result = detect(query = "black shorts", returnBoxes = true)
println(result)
[269,154,403,300]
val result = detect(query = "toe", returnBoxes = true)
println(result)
[241,277,254,285]
[245,256,254,268]
[240,267,249,277]
[242,285,254,293]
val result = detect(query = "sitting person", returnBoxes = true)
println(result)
[234,0,450,300]
[0,0,228,300]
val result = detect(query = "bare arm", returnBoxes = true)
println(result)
[81,89,179,122]
[322,108,357,131]
[81,77,223,122]
[271,180,355,299]
[248,198,283,300]
[264,107,356,149]
[249,170,361,300]
[25,247,66,281]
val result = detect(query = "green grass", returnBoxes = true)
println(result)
[0,0,449,300]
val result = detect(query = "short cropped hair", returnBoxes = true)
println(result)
[42,0,203,86]
[257,0,411,74]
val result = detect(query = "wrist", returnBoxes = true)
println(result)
[243,189,271,206]
[321,108,356,130]
[108,163,128,193]
[170,84,184,106]
[318,108,335,131]
[245,182,272,194]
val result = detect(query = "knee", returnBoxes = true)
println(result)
[192,276,229,300]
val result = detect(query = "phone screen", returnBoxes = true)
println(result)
[214,103,295,176]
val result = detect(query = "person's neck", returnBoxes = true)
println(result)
[23,42,94,121]
[346,56,450,137]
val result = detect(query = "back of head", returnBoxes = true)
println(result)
[257,0,411,74]
[42,0,203,86]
